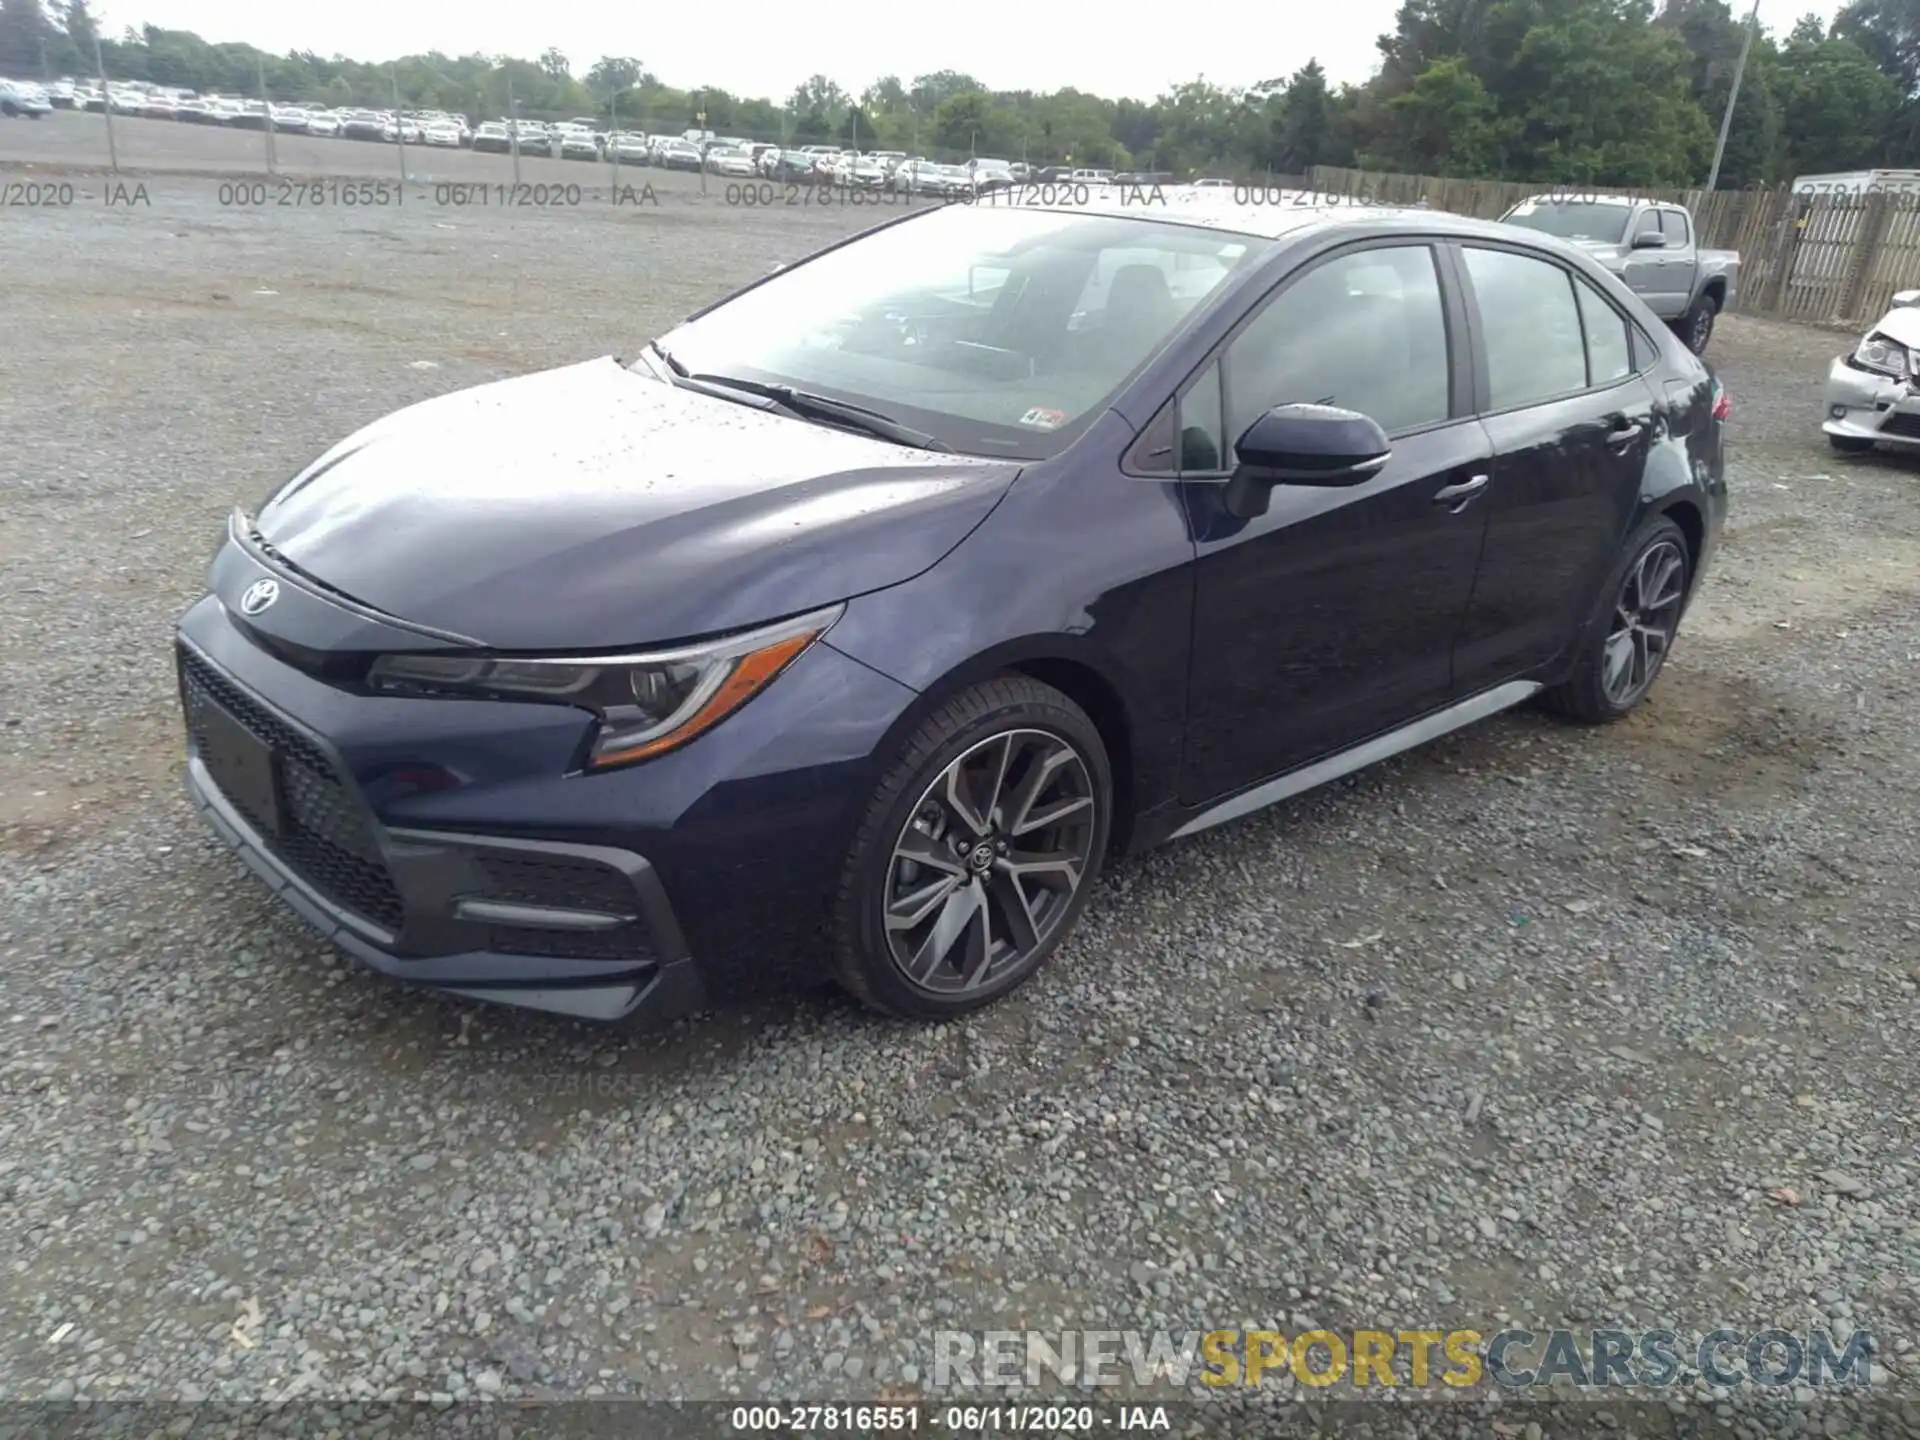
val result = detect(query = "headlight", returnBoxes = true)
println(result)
[1851,332,1911,378]
[366,604,842,770]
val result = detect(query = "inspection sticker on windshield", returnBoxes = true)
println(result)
[1018,406,1068,430]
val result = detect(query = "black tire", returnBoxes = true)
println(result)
[1542,516,1692,724]
[1676,292,1719,355]
[0,103,18,118]
[1828,433,1875,454]
[831,676,1111,1020]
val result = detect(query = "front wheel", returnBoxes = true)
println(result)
[832,677,1111,1019]
[1828,433,1875,454]
[1677,292,1719,355]
[1542,517,1692,724]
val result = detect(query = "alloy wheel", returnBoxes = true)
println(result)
[883,728,1097,995]
[1690,305,1714,352]
[1602,539,1687,708]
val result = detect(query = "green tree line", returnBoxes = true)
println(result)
[3,0,1920,185]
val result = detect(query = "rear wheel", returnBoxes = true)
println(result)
[1828,434,1875,454]
[1677,292,1719,355]
[832,677,1110,1019]
[1543,517,1691,724]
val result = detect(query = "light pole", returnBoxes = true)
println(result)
[1705,0,1761,192]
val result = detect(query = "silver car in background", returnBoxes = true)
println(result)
[0,78,53,117]
[1824,289,1920,454]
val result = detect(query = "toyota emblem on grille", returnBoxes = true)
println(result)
[239,579,280,616]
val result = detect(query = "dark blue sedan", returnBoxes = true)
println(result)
[176,193,1728,1023]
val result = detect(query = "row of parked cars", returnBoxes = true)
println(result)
[5,79,1165,190]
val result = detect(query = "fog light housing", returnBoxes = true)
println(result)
[1830,404,1848,419]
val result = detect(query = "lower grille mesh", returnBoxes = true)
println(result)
[469,853,654,962]
[179,646,406,932]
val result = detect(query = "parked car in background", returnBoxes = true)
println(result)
[1070,168,1115,186]
[1823,288,1920,454]
[560,129,602,160]
[892,159,945,194]
[423,120,463,148]
[706,146,757,178]
[836,155,889,189]
[611,131,650,163]
[971,161,1016,192]
[306,110,343,138]
[0,79,52,117]
[659,138,704,172]
[471,121,512,153]
[1498,195,1738,355]
[771,149,815,181]
[47,78,76,107]
[174,196,1726,1025]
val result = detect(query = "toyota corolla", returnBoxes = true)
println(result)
[176,196,1727,1023]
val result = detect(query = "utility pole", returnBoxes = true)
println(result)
[1705,0,1760,192]
[391,65,407,185]
[92,33,116,173]
[508,78,521,188]
[259,56,276,175]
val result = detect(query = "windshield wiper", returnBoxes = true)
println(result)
[695,376,950,452]
[650,348,950,452]
[648,341,689,377]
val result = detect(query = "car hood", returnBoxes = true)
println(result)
[1560,238,1630,267]
[1865,306,1920,348]
[255,357,1022,650]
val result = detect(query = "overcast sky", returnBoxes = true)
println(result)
[102,0,1849,101]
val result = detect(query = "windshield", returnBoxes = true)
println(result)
[1502,200,1634,244]
[655,205,1267,459]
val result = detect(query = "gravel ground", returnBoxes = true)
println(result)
[1,176,1917,1430]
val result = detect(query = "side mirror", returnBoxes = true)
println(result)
[1893,289,1920,309]
[1630,230,1666,250]
[1222,405,1391,519]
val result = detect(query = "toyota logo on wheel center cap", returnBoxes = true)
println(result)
[967,842,995,873]
[239,578,280,616]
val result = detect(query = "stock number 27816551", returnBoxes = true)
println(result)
[216,179,403,207]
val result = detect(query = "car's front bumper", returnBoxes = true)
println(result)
[1822,356,1920,447]
[179,636,703,1022]
[174,572,918,1022]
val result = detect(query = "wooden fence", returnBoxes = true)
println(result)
[1305,165,1920,327]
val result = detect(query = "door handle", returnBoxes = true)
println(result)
[1432,474,1488,509]
[1606,417,1647,448]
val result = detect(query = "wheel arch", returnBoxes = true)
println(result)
[1655,495,1705,585]
[1699,277,1727,308]
[858,637,1146,858]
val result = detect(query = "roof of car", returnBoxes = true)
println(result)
[997,189,1545,244]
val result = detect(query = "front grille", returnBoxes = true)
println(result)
[180,646,406,932]
[469,853,654,962]
[1880,411,1920,439]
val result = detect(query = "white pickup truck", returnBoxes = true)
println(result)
[1499,194,1740,356]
